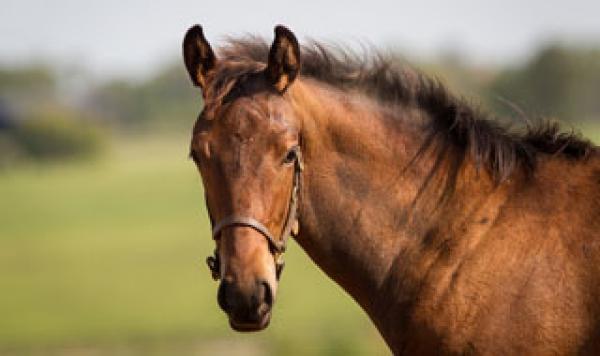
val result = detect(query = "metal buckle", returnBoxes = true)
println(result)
[206,250,220,281]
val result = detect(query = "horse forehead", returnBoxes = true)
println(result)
[219,99,285,139]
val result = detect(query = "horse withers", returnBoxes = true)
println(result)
[183,24,600,354]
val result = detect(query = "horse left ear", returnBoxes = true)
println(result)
[266,25,300,93]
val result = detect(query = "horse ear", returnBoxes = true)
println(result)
[182,25,216,94]
[266,25,300,93]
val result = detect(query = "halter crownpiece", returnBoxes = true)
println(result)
[205,149,303,281]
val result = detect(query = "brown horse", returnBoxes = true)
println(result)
[182,24,600,354]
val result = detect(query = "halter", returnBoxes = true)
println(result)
[205,149,303,281]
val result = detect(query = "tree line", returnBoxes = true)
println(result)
[0,43,598,164]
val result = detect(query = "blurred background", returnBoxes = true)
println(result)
[1,0,599,355]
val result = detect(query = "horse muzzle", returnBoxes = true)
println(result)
[217,278,274,331]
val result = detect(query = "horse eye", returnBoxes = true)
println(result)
[283,147,297,164]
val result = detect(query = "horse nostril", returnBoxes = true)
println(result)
[217,280,231,312]
[259,280,273,308]
[218,279,273,322]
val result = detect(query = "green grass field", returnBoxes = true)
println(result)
[0,134,387,356]
[1,126,598,356]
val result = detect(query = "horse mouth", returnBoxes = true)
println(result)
[229,310,271,332]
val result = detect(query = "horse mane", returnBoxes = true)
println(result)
[215,36,594,182]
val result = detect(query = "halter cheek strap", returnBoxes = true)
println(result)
[205,150,303,281]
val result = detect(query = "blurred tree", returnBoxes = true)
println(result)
[12,106,106,162]
[0,65,108,165]
[488,44,600,123]
[0,65,57,116]
[85,63,201,130]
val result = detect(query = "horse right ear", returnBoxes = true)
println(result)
[182,25,216,95]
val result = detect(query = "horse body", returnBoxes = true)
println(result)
[291,79,600,354]
[287,77,600,354]
[183,25,600,354]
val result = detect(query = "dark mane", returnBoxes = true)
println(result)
[215,36,594,181]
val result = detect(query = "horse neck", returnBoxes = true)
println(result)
[288,79,499,338]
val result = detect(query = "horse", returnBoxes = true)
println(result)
[182,24,600,354]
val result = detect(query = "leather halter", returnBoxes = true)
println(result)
[206,148,303,281]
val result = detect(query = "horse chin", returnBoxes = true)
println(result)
[229,311,271,332]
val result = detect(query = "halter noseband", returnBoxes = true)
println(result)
[205,149,303,281]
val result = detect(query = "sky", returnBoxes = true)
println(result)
[2,0,600,79]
